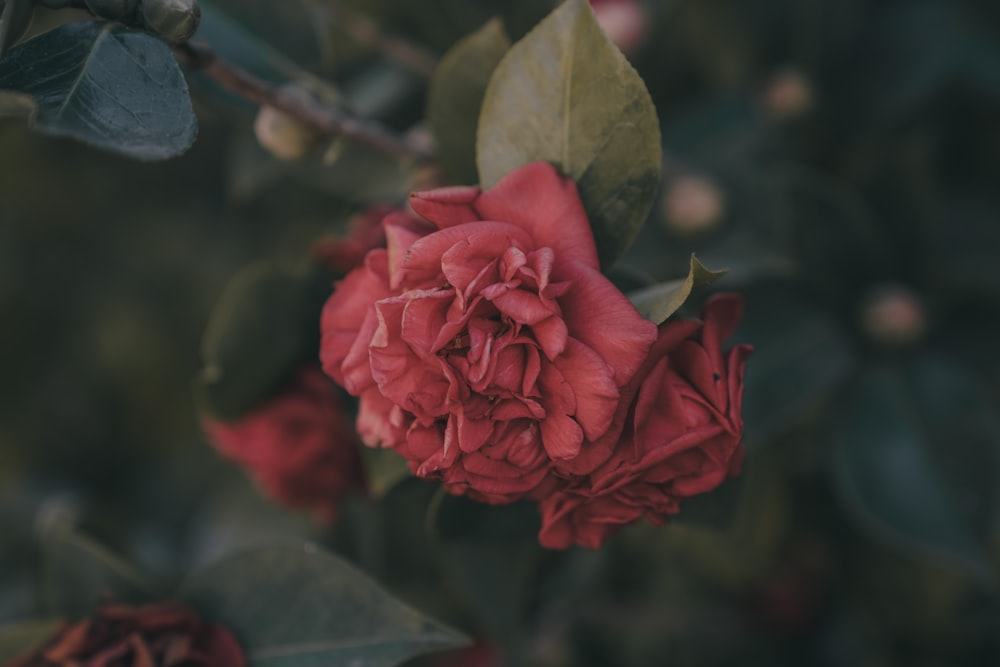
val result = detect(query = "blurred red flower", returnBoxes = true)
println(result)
[202,366,365,523]
[8,602,244,667]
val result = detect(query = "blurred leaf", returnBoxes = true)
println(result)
[428,19,510,184]
[0,619,61,664]
[627,255,726,324]
[477,0,661,269]
[362,447,412,499]
[178,544,469,667]
[731,285,855,447]
[831,367,996,582]
[197,2,339,95]
[196,260,333,421]
[40,514,159,616]
[0,0,33,57]
[0,89,33,120]
[0,22,196,160]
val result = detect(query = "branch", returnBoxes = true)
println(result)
[319,1,438,78]
[173,41,434,165]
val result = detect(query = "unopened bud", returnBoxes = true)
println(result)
[590,0,648,56]
[85,0,138,21]
[860,284,927,346]
[761,68,813,119]
[662,176,725,234]
[254,104,322,160]
[140,0,200,44]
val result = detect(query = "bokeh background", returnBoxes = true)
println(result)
[3,0,1000,665]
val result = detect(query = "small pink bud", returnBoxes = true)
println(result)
[662,176,726,234]
[590,0,649,56]
[860,284,927,346]
[761,68,814,119]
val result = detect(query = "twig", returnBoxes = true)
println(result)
[319,0,438,78]
[173,40,434,165]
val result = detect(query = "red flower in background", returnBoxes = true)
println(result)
[8,602,244,667]
[320,162,657,503]
[311,204,394,276]
[590,0,649,55]
[202,367,365,523]
[538,295,752,549]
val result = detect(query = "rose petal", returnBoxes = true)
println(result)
[409,185,482,229]
[474,162,601,270]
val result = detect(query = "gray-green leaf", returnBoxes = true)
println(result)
[178,545,469,667]
[0,21,197,160]
[627,255,726,324]
[477,0,661,268]
[831,367,996,582]
[428,19,510,184]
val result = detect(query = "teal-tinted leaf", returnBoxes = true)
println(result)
[0,620,62,664]
[0,0,33,57]
[428,19,510,184]
[731,285,855,447]
[0,21,196,160]
[39,513,159,616]
[178,545,469,667]
[196,260,334,422]
[627,255,726,324]
[362,447,412,499]
[831,367,996,581]
[477,0,661,268]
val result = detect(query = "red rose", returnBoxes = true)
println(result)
[8,602,245,667]
[202,366,365,523]
[538,294,752,549]
[320,162,657,502]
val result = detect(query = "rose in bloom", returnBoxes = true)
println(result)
[202,366,365,523]
[321,162,657,503]
[8,602,245,667]
[538,294,752,549]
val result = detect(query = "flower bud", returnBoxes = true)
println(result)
[139,0,200,44]
[761,67,814,119]
[860,284,927,346]
[662,175,726,234]
[590,0,649,56]
[85,0,138,21]
[254,103,322,160]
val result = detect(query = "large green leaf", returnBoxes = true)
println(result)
[39,514,159,616]
[428,19,510,184]
[0,620,62,664]
[831,367,996,581]
[627,255,727,324]
[0,21,196,160]
[196,260,334,422]
[178,545,469,667]
[476,0,661,268]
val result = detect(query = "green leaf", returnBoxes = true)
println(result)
[0,620,62,664]
[178,544,469,667]
[39,513,159,616]
[0,0,33,57]
[362,447,413,499]
[732,285,855,447]
[0,21,197,160]
[477,0,661,268]
[428,19,510,184]
[196,260,334,422]
[627,255,726,324]
[831,367,996,582]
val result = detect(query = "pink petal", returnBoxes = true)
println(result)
[557,260,658,385]
[540,412,584,460]
[409,185,482,229]
[554,338,619,440]
[474,162,600,270]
